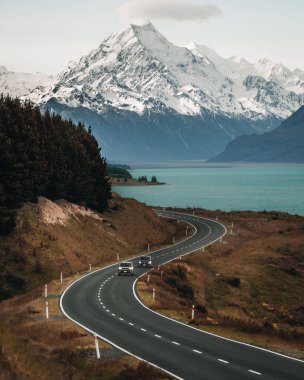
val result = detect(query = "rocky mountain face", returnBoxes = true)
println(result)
[209,106,304,162]
[8,22,304,161]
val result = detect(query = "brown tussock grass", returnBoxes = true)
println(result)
[137,208,304,360]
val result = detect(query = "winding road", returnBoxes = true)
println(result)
[60,210,304,379]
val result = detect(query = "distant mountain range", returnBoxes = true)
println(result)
[2,22,304,161]
[210,106,304,162]
[0,65,54,98]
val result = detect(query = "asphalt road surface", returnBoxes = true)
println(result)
[60,210,304,379]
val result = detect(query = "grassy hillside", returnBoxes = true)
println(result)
[0,194,182,379]
[0,194,181,301]
[137,208,304,359]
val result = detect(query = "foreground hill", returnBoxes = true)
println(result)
[0,195,180,379]
[27,22,303,161]
[138,207,304,359]
[0,195,180,301]
[210,106,304,162]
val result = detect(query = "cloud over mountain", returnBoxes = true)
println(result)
[116,0,222,23]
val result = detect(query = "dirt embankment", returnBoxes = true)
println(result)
[137,208,304,359]
[0,194,182,380]
[0,194,181,301]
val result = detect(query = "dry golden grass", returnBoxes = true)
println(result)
[0,195,180,380]
[0,262,173,379]
[137,208,304,360]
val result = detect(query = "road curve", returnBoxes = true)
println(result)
[60,211,304,380]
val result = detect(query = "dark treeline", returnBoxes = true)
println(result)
[0,95,111,235]
[138,175,158,183]
[107,164,132,179]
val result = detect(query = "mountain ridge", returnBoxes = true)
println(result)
[209,105,304,162]
[29,22,303,121]
[3,22,304,161]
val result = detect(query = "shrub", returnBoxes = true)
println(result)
[172,265,187,280]
[221,276,241,288]
[196,304,208,314]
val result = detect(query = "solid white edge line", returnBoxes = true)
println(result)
[248,370,262,375]
[133,210,304,365]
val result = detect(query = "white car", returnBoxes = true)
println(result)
[118,261,134,276]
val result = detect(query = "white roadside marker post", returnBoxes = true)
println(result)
[94,334,100,359]
[186,229,188,236]
[191,305,195,320]
[193,211,195,215]
[152,288,155,301]
[202,247,204,252]
[179,255,182,261]
[161,270,164,278]
[44,284,47,298]
[45,301,49,320]
[89,264,92,272]
[117,253,119,262]
[148,243,150,251]
[60,272,63,284]
[147,275,150,284]
[173,236,175,244]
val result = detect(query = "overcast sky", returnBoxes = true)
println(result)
[1,0,303,74]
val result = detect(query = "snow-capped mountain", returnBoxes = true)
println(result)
[27,21,303,161]
[31,22,303,121]
[0,66,54,98]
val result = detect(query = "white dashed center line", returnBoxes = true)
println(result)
[140,328,147,332]
[218,359,229,364]
[249,370,261,375]
[128,322,134,326]
[172,341,180,345]
[193,349,202,354]
[119,318,124,321]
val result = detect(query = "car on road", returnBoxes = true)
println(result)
[138,255,152,267]
[118,261,134,276]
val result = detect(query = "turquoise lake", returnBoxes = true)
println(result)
[114,166,304,215]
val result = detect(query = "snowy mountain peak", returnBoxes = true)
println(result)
[0,66,54,98]
[229,55,249,65]
[186,41,198,50]
[25,21,303,120]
